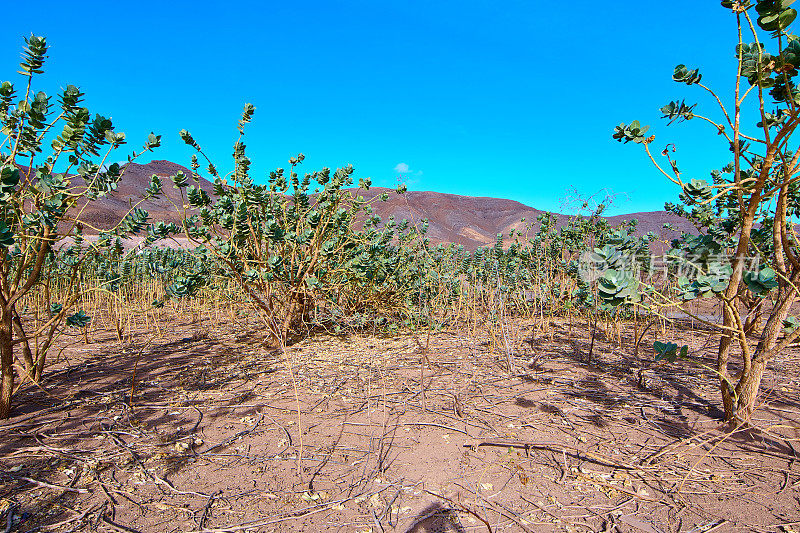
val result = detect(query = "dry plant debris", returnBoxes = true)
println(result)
[0,312,799,532]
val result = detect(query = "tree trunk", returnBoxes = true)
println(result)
[12,310,33,376]
[0,311,15,419]
[279,288,302,346]
[743,310,762,336]
[735,358,767,422]
[718,315,737,421]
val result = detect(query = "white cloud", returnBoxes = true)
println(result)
[393,162,424,187]
[394,162,410,174]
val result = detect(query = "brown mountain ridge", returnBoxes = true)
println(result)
[79,160,696,249]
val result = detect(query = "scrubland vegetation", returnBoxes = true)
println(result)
[1,2,800,532]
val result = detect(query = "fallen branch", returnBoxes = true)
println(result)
[463,438,644,471]
[1,473,90,494]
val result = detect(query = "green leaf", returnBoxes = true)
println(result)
[146,132,161,149]
[612,120,651,144]
[744,267,779,295]
[673,64,702,85]
[66,310,91,328]
[0,221,15,247]
[653,341,686,363]
[682,179,714,201]
[172,171,190,188]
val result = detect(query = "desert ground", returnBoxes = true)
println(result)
[1,309,799,533]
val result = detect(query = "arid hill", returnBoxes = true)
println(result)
[80,160,696,249]
[78,160,215,230]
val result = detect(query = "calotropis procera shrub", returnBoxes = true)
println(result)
[151,104,409,346]
[0,35,162,418]
[615,0,800,422]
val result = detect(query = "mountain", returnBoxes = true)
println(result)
[353,188,698,248]
[78,160,696,249]
[78,160,215,229]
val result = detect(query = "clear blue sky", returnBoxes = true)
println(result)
[2,1,746,214]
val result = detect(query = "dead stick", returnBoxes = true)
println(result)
[2,473,90,493]
[463,439,644,471]
[199,490,222,529]
[101,515,143,533]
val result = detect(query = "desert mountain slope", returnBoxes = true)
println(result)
[79,160,215,229]
[80,160,696,249]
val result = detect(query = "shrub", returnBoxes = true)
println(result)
[615,1,800,422]
[0,35,160,418]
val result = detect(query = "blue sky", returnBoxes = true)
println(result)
[2,1,748,214]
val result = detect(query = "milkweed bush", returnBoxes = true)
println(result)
[615,0,800,422]
[0,35,162,418]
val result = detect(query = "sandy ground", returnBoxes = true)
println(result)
[1,310,799,532]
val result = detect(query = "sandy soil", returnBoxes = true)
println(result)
[1,311,799,533]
